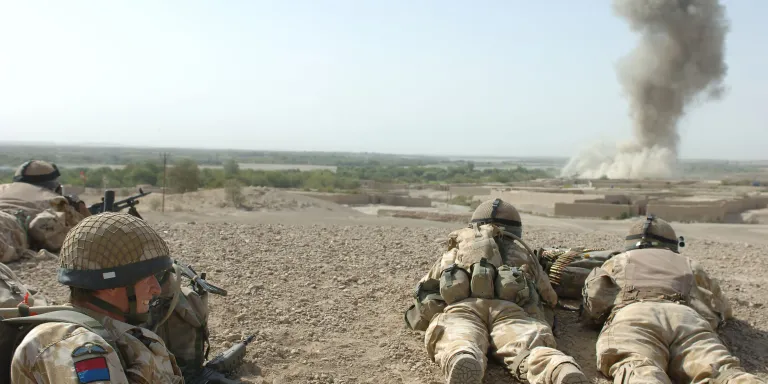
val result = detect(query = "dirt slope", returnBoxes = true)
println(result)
[7,211,767,383]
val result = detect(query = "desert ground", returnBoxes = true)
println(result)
[7,187,768,383]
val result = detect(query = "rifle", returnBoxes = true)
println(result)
[88,188,152,218]
[186,336,256,384]
[174,260,228,296]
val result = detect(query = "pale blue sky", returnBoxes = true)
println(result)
[0,1,764,160]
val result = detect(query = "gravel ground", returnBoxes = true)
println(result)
[7,211,768,383]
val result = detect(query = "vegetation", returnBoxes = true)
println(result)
[0,143,565,170]
[224,179,245,207]
[0,157,552,193]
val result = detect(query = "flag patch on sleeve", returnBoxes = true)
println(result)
[74,356,110,383]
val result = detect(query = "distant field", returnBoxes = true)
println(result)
[3,163,340,172]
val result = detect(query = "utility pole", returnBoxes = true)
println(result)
[162,152,168,213]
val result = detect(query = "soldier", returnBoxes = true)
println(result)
[9,212,185,383]
[0,160,89,263]
[581,214,764,384]
[406,198,588,384]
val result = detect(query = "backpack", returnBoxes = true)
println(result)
[448,223,504,269]
[0,309,120,384]
[536,247,621,300]
[147,264,212,382]
[1,261,48,310]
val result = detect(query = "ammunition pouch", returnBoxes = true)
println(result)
[435,258,533,306]
[470,258,496,299]
[404,279,446,332]
[439,264,470,305]
[495,265,530,306]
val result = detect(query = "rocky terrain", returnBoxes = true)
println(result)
[6,192,768,383]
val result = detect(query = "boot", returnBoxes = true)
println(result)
[552,363,589,384]
[446,352,484,384]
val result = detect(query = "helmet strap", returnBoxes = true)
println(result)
[83,286,148,326]
[491,198,501,219]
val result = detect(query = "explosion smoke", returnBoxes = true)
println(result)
[561,0,729,179]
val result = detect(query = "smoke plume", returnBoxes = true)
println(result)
[561,0,729,179]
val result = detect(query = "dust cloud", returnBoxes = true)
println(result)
[561,0,729,179]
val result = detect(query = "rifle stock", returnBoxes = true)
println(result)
[186,335,255,384]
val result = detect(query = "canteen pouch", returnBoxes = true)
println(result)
[495,265,530,305]
[470,258,496,299]
[439,264,471,305]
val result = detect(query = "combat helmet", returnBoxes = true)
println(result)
[13,160,62,193]
[58,212,173,324]
[470,198,522,238]
[624,214,684,253]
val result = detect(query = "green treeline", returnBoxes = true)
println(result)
[0,158,552,193]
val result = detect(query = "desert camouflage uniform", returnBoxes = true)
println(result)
[0,161,86,262]
[11,306,183,384]
[9,212,184,383]
[0,210,33,263]
[582,216,764,384]
[422,199,586,384]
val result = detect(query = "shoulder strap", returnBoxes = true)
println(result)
[3,310,126,366]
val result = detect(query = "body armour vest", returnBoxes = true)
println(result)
[618,249,694,304]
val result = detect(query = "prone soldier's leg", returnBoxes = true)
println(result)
[668,307,765,384]
[596,302,673,384]
[425,299,490,383]
[489,301,587,384]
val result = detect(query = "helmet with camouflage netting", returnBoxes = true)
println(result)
[470,198,522,238]
[58,212,173,323]
[13,160,62,192]
[624,214,684,253]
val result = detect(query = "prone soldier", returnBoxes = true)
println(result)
[581,214,765,384]
[0,160,89,263]
[405,198,588,384]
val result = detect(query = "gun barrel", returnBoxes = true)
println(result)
[174,260,228,296]
[103,190,115,213]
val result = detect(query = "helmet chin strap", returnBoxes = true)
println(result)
[85,285,150,325]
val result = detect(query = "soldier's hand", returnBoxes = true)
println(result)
[77,201,91,217]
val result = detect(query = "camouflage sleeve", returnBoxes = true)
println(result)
[690,259,733,323]
[528,254,559,308]
[581,258,621,326]
[419,248,457,284]
[27,197,86,252]
[11,323,130,384]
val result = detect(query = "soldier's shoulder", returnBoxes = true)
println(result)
[102,316,167,346]
[15,321,109,362]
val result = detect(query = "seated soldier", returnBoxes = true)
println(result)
[0,160,89,263]
[9,212,185,383]
[406,198,588,384]
[582,215,765,384]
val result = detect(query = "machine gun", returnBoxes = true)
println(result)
[88,188,152,219]
[186,335,256,384]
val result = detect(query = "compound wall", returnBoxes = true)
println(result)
[645,202,727,223]
[299,192,432,207]
[449,186,492,197]
[554,202,637,219]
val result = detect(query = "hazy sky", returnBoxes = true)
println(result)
[0,1,764,160]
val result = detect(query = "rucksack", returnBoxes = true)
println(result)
[0,309,121,384]
[447,223,504,270]
[536,247,621,299]
[147,263,213,383]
